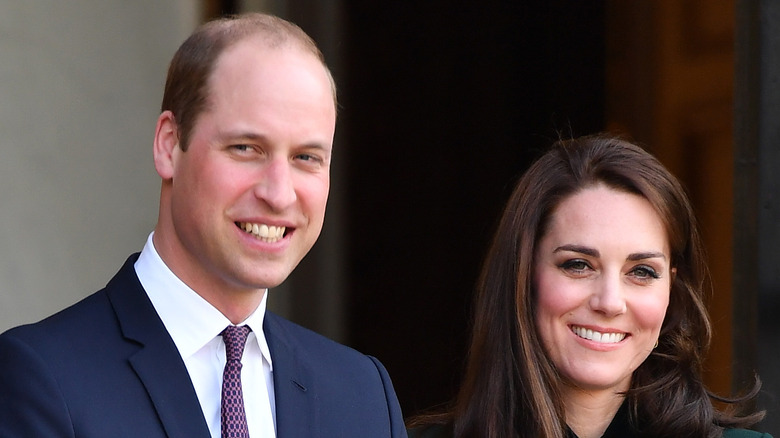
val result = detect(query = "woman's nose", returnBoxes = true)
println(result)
[589,274,627,317]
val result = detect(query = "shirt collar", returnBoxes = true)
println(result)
[134,232,273,369]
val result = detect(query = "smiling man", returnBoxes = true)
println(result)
[0,13,406,438]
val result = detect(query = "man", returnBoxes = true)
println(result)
[0,13,406,438]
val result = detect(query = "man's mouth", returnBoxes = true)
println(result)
[236,222,287,243]
[570,325,627,344]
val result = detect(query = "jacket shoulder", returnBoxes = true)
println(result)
[0,253,141,343]
[264,311,392,392]
[1,287,113,347]
[265,311,373,364]
[264,312,407,437]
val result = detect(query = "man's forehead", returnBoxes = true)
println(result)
[208,37,335,107]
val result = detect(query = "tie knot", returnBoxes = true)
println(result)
[221,325,251,362]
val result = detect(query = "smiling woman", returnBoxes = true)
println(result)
[534,184,672,414]
[407,135,770,438]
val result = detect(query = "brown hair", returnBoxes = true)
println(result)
[160,12,336,150]
[410,134,762,437]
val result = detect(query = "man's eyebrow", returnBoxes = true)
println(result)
[217,130,267,142]
[217,130,332,151]
[553,244,599,257]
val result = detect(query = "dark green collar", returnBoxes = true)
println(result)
[567,400,636,438]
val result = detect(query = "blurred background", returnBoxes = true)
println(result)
[0,0,777,434]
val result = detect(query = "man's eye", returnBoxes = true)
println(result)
[296,153,323,163]
[232,144,251,152]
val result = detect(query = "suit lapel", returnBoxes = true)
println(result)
[265,312,318,438]
[107,255,211,438]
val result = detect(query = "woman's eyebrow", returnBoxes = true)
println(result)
[627,251,667,261]
[553,244,599,257]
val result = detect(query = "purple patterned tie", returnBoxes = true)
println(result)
[221,325,251,438]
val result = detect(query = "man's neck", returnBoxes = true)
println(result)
[150,230,266,324]
[202,287,267,325]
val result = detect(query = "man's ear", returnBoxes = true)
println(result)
[153,110,180,180]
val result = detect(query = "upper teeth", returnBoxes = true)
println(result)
[239,222,285,243]
[571,326,626,344]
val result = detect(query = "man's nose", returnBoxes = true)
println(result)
[589,274,627,317]
[254,158,297,210]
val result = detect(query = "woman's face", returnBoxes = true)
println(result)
[533,184,671,395]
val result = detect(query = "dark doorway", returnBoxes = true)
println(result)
[340,1,606,416]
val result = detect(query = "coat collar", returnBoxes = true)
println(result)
[264,312,317,437]
[106,254,211,438]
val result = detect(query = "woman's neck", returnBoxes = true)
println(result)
[563,387,625,438]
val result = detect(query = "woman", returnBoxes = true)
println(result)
[409,135,769,438]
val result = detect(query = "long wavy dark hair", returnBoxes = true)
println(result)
[409,135,763,437]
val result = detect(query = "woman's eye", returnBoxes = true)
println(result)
[630,265,660,279]
[560,259,590,272]
[232,144,251,152]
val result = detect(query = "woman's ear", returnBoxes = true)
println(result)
[153,110,180,180]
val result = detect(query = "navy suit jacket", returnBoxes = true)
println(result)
[0,254,406,437]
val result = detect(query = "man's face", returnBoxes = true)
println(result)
[159,38,336,296]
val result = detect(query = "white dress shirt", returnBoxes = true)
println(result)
[134,232,276,438]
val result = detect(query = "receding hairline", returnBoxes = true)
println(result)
[200,14,337,104]
[160,13,338,151]
[200,13,317,52]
